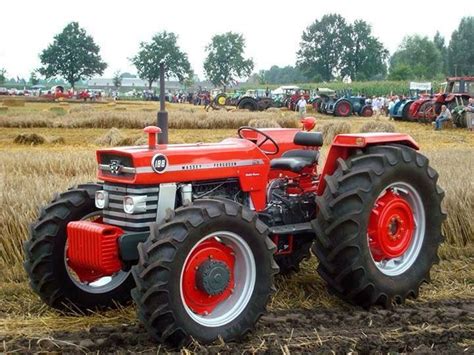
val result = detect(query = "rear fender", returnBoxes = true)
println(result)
[317,133,419,195]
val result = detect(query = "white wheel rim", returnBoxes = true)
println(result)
[180,231,256,327]
[368,182,426,276]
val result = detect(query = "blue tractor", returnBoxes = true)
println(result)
[320,89,373,117]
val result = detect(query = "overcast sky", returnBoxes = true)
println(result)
[0,0,472,80]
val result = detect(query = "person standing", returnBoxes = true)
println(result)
[433,105,452,130]
[296,95,307,118]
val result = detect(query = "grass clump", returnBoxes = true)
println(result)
[2,99,25,107]
[13,133,46,145]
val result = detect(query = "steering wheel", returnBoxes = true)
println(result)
[237,126,280,155]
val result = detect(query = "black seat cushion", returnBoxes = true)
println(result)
[294,131,323,147]
[282,149,319,164]
[270,158,309,173]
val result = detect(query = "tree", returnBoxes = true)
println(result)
[296,14,351,81]
[448,17,474,76]
[433,31,448,75]
[39,22,107,89]
[259,65,309,84]
[204,32,254,91]
[0,68,6,84]
[131,31,193,89]
[112,70,122,89]
[341,20,388,81]
[389,35,442,79]
[388,64,413,81]
[29,71,40,85]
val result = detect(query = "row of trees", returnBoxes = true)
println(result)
[1,16,473,89]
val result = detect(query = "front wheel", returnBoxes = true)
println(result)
[132,199,278,346]
[24,184,135,311]
[312,144,445,308]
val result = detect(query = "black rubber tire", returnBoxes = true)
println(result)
[24,184,135,311]
[274,234,313,275]
[401,101,413,120]
[312,144,445,308]
[238,98,258,111]
[131,198,278,346]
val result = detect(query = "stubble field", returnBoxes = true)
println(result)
[0,100,473,353]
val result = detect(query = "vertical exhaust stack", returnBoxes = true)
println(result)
[157,60,169,144]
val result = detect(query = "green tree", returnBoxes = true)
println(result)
[389,35,442,79]
[204,32,254,91]
[297,14,351,81]
[39,22,106,89]
[341,20,388,81]
[448,17,474,76]
[433,31,448,75]
[388,64,413,80]
[0,68,6,84]
[29,71,40,85]
[112,70,122,89]
[259,65,309,84]
[131,31,192,89]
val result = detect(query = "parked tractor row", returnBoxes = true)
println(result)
[390,77,474,127]
[313,89,373,117]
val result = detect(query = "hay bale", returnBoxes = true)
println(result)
[142,108,155,112]
[3,99,25,107]
[49,107,68,116]
[59,102,70,107]
[95,128,125,146]
[49,136,66,144]
[248,118,281,128]
[360,120,396,133]
[266,107,281,113]
[114,107,127,111]
[13,133,46,145]
[319,121,352,144]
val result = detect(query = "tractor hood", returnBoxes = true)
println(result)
[96,138,271,186]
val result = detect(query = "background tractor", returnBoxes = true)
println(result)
[415,77,474,122]
[237,89,274,111]
[25,77,445,347]
[319,89,373,117]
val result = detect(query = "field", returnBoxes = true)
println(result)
[0,100,473,353]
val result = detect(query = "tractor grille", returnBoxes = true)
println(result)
[103,183,158,232]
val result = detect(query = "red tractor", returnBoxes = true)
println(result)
[25,120,445,346]
[413,77,474,122]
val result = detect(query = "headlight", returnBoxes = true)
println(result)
[95,190,108,209]
[123,195,147,214]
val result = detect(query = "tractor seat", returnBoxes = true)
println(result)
[270,157,315,173]
[282,149,319,164]
[294,131,323,147]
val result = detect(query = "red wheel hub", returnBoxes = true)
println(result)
[182,239,235,315]
[368,190,415,261]
[337,102,351,116]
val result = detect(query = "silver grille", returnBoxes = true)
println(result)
[103,183,159,231]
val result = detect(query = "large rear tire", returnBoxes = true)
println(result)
[312,145,445,308]
[24,184,135,311]
[334,99,352,117]
[132,199,278,346]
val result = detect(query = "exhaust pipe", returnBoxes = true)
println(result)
[157,60,168,144]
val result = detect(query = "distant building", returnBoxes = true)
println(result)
[87,77,184,90]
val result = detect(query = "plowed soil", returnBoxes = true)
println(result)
[2,299,472,353]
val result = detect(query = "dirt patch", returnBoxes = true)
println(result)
[2,299,472,353]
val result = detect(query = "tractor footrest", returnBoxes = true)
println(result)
[67,221,124,279]
[269,222,313,235]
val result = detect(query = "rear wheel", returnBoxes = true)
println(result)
[334,99,352,117]
[312,145,445,308]
[132,199,278,345]
[418,101,436,123]
[24,184,135,311]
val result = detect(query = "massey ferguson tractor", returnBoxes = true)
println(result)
[25,115,445,346]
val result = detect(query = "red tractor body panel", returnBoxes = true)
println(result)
[97,128,303,211]
[317,133,419,195]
